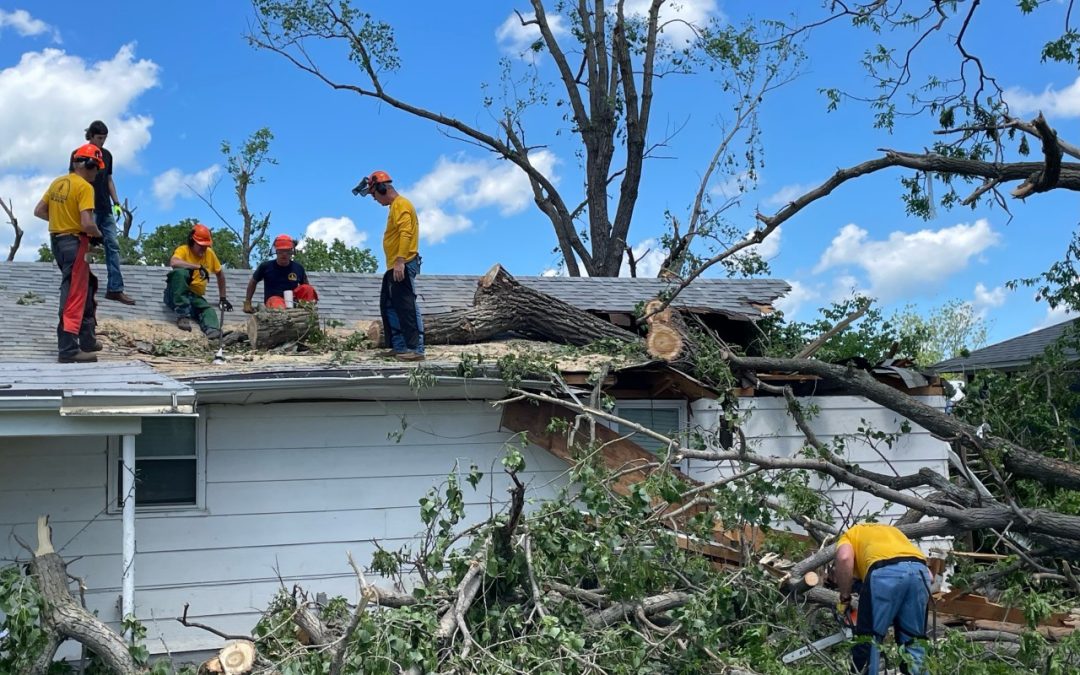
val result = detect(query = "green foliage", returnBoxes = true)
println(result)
[294,237,378,273]
[891,299,989,367]
[35,242,53,262]
[0,564,53,673]
[133,218,245,268]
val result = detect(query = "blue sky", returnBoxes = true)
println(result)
[1,1,1077,345]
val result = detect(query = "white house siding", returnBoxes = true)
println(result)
[688,395,950,529]
[0,400,569,656]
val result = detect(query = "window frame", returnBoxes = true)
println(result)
[106,413,206,514]
[612,400,688,457]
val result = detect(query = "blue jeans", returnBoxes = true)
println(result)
[853,560,931,674]
[96,209,124,293]
[381,256,424,354]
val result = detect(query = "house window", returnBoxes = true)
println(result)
[613,401,685,455]
[109,416,203,511]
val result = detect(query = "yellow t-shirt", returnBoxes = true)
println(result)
[42,173,95,235]
[837,523,927,580]
[172,244,222,297]
[382,195,419,269]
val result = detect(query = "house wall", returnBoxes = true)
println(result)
[0,400,568,656]
[688,395,951,535]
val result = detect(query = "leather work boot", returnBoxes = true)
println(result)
[83,340,104,352]
[177,317,193,332]
[396,352,425,362]
[58,351,98,364]
[376,349,404,358]
[105,291,136,305]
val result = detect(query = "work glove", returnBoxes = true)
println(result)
[192,266,209,281]
[112,203,123,220]
[243,299,255,314]
[219,297,234,312]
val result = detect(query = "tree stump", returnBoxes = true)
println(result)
[247,307,318,350]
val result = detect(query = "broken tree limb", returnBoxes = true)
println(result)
[586,591,692,628]
[794,303,868,359]
[2,196,22,262]
[246,306,318,349]
[29,516,139,674]
[422,264,639,346]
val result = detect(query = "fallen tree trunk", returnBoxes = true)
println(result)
[421,264,639,346]
[29,516,139,674]
[247,306,318,350]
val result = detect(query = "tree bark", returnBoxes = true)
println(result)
[2,196,22,262]
[246,307,318,349]
[422,264,640,346]
[29,516,139,674]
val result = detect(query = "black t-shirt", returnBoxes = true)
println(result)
[68,146,114,212]
[252,260,308,300]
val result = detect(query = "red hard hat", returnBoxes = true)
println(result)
[273,234,295,251]
[368,170,392,185]
[191,223,213,247]
[72,143,105,169]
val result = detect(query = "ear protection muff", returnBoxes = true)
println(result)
[375,181,388,195]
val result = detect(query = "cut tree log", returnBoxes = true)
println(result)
[420,264,639,346]
[29,515,139,674]
[218,639,256,674]
[246,306,318,350]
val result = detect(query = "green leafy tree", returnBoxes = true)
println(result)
[892,300,989,368]
[294,237,378,273]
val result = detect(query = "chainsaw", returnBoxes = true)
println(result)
[781,603,856,664]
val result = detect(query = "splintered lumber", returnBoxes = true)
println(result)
[247,306,318,350]
[422,264,639,346]
[29,516,137,674]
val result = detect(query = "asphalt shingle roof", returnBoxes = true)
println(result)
[0,261,789,362]
[931,318,1079,373]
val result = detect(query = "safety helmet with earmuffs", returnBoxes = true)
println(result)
[352,170,393,197]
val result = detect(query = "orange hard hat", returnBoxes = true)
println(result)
[72,143,105,169]
[368,170,392,185]
[191,223,213,247]
[273,234,295,251]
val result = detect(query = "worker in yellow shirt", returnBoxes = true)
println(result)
[33,144,106,363]
[834,523,932,674]
[165,223,232,338]
[355,170,424,361]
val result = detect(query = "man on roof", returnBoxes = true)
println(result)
[165,223,232,339]
[242,234,318,313]
[34,143,106,363]
[356,169,424,362]
[833,522,932,674]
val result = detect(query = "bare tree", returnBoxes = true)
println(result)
[1,197,23,262]
[249,1,799,276]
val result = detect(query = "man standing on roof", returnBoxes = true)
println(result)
[34,144,105,363]
[242,234,318,312]
[357,170,424,362]
[165,223,232,339]
[834,522,932,674]
[73,120,135,305]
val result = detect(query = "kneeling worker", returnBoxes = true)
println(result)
[165,223,232,338]
[243,234,318,312]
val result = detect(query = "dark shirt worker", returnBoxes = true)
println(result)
[243,234,319,312]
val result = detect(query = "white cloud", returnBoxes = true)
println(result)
[411,151,558,216]
[1005,76,1080,118]
[152,165,221,209]
[774,280,818,319]
[971,282,1007,316]
[709,171,750,200]
[0,173,56,260]
[763,183,812,208]
[749,226,781,260]
[0,45,158,172]
[418,207,472,245]
[623,0,719,46]
[620,238,665,278]
[496,12,567,60]
[1031,303,1076,332]
[813,219,1000,302]
[0,9,58,41]
[301,216,368,248]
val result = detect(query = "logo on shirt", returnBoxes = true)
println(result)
[288,273,298,281]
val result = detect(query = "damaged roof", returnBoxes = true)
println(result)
[0,262,790,363]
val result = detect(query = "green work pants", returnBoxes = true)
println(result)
[164,269,220,334]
